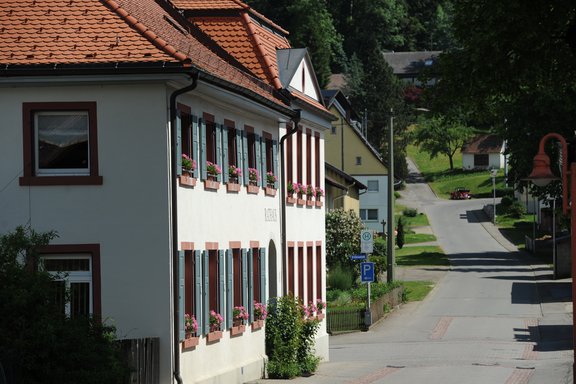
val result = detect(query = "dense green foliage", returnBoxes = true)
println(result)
[265,296,321,378]
[0,226,128,384]
[396,217,405,249]
[327,265,354,291]
[325,208,363,273]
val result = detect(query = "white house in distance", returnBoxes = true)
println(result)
[0,0,330,383]
[461,134,506,170]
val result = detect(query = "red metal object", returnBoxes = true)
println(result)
[450,187,471,200]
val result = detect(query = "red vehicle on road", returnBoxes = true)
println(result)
[450,187,471,200]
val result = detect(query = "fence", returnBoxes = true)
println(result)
[326,286,404,334]
[120,337,160,384]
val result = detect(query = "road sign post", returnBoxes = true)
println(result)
[360,262,375,328]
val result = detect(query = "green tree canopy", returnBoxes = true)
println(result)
[325,208,363,270]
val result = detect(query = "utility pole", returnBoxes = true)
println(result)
[387,109,395,283]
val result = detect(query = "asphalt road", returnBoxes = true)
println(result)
[255,158,574,384]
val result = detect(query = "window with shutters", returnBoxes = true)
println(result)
[314,132,320,187]
[38,244,101,318]
[315,245,322,301]
[21,102,102,186]
[287,246,295,295]
[286,133,293,184]
[306,130,312,186]
[247,129,257,169]
[184,250,195,319]
[179,105,196,175]
[298,246,304,300]
[205,118,217,165]
[251,248,261,304]
[232,248,242,308]
[208,250,219,314]
[307,246,313,304]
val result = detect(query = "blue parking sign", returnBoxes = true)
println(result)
[360,262,375,282]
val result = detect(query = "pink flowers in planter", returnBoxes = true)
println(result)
[182,154,196,172]
[248,168,259,184]
[254,301,268,321]
[185,313,198,336]
[233,306,249,324]
[209,310,223,332]
[206,161,222,176]
[228,164,242,180]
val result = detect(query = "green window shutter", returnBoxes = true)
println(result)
[236,129,243,178]
[202,250,210,334]
[176,110,182,176]
[247,248,254,323]
[216,124,223,182]
[255,134,261,187]
[226,250,233,329]
[222,125,229,183]
[192,116,199,178]
[194,250,202,335]
[272,140,278,188]
[218,250,225,329]
[200,118,207,180]
[241,249,248,313]
[178,250,185,341]
[260,137,267,186]
[242,131,249,185]
[259,248,267,306]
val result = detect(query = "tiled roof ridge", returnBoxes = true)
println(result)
[102,0,191,64]
[240,11,282,90]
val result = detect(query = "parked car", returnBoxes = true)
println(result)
[450,187,471,200]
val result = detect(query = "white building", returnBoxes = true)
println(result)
[0,0,331,383]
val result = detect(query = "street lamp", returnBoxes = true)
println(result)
[490,168,498,225]
[526,132,574,381]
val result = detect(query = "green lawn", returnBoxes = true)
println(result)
[395,245,449,266]
[405,233,437,244]
[401,281,435,302]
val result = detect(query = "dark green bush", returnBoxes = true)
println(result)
[403,208,418,217]
[327,265,353,291]
[326,289,342,303]
[506,201,526,218]
[351,281,402,302]
[500,195,514,207]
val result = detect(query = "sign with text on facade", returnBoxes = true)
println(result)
[360,230,374,254]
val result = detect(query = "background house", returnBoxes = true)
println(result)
[461,134,506,170]
[0,0,329,383]
[382,51,442,86]
[322,90,389,232]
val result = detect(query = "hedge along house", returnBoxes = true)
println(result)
[0,1,330,383]
[174,0,333,365]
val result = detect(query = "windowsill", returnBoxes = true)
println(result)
[19,175,103,186]
[206,330,223,343]
[182,335,199,350]
[230,324,246,336]
[179,175,196,187]
[226,182,241,193]
[246,185,260,195]
[265,187,277,197]
[204,179,220,190]
[251,319,265,331]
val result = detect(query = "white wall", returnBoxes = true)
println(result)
[0,82,174,380]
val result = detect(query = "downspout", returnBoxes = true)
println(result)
[279,110,301,295]
[169,71,199,384]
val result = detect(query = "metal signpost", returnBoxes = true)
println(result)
[361,262,375,327]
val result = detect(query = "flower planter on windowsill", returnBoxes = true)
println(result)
[265,187,277,197]
[226,182,241,193]
[204,178,220,190]
[230,324,246,336]
[297,198,306,206]
[206,330,223,343]
[316,313,325,321]
[315,200,323,208]
[286,196,296,205]
[179,174,196,187]
[246,185,260,194]
[182,335,199,350]
[251,319,264,331]
[306,199,314,207]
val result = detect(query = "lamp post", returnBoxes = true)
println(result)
[490,169,498,225]
[526,132,574,381]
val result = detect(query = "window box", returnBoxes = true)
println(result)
[206,330,223,343]
[226,182,241,193]
[286,196,296,205]
[246,185,260,195]
[179,175,196,187]
[306,200,314,207]
[315,201,323,208]
[251,320,265,331]
[230,324,246,336]
[204,178,220,190]
[297,198,306,206]
[265,187,277,197]
[182,335,199,350]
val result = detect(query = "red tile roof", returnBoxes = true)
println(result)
[462,135,504,154]
[171,0,248,11]
[0,0,290,111]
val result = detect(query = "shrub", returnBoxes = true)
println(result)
[396,217,405,249]
[506,201,526,218]
[326,289,341,303]
[265,296,301,379]
[327,265,353,291]
[500,195,514,208]
[333,291,352,307]
[403,208,418,217]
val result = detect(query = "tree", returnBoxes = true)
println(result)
[414,115,474,170]
[396,217,405,249]
[325,209,363,271]
[432,0,576,192]
[0,226,128,384]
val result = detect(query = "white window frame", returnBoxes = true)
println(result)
[40,254,93,316]
[34,111,90,176]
